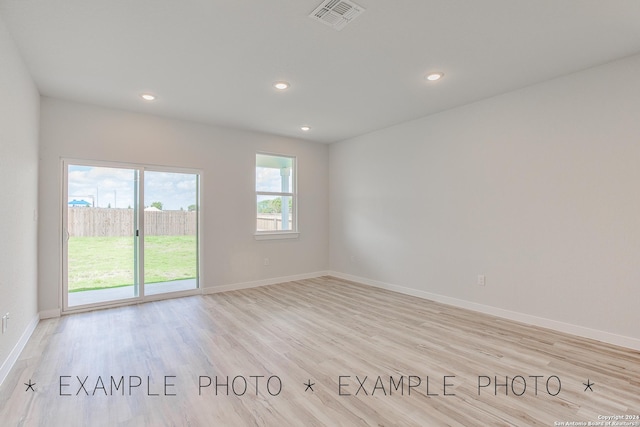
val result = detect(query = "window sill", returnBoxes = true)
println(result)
[254,232,300,241]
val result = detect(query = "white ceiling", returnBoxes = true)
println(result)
[2,0,640,143]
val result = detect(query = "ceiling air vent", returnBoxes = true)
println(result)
[309,0,365,31]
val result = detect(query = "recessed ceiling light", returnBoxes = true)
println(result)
[140,93,156,101]
[301,126,311,132]
[425,72,444,81]
[274,81,290,90]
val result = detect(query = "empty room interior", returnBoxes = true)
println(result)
[1,0,640,425]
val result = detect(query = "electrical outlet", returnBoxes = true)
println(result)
[263,258,270,266]
[477,275,486,286]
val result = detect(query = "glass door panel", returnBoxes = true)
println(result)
[143,171,198,296]
[66,164,139,307]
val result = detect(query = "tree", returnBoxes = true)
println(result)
[188,204,197,212]
[257,198,292,214]
[151,201,163,210]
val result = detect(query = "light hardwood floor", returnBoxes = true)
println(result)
[1,276,639,426]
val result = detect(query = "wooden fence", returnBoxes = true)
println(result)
[256,214,293,231]
[68,207,197,237]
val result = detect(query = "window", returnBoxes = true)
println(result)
[256,153,298,238]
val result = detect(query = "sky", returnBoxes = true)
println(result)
[256,166,291,193]
[68,165,197,210]
[68,163,289,210]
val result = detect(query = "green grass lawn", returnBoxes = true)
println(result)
[68,235,197,292]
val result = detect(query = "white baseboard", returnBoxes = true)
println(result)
[0,313,40,387]
[202,271,330,295]
[328,271,640,352]
[39,308,61,319]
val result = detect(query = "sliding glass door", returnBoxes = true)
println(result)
[63,161,199,310]
[143,170,199,296]
[66,164,139,307]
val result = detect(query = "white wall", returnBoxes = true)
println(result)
[0,16,40,379]
[39,98,329,314]
[330,53,640,347]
